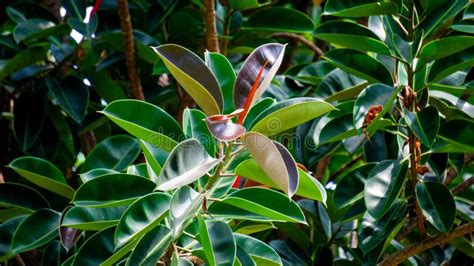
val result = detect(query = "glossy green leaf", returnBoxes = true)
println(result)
[62,206,127,230]
[419,0,468,38]
[334,164,375,209]
[81,135,141,173]
[157,139,219,191]
[72,226,115,265]
[13,93,45,151]
[323,0,398,17]
[353,84,396,129]
[242,132,298,197]
[115,192,171,248]
[102,100,183,152]
[183,108,216,156]
[434,120,474,153]
[243,98,276,129]
[416,182,456,233]
[205,52,236,114]
[235,158,326,202]
[126,225,172,266]
[315,20,391,55]
[419,36,474,64]
[153,44,223,115]
[0,208,31,222]
[358,200,407,254]
[219,188,306,223]
[12,209,61,253]
[0,46,47,80]
[403,106,440,147]
[316,69,368,103]
[14,19,70,44]
[139,140,165,183]
[0,216,27,260]
[44,102,75,156]
[80,169,119,183]
[198,217,236,266]
[234,221,275,235]
[234,44,286,111]
[46,76,89,124]
[234,233,283,266]
[243,7,314,33]
[323,49,393,85]
[88,71,127,102]
[227,0,270,10]
[364,160,408,219]
[251,98,334,136]
[0,183,49,212]
[428,47,474,83]
[9,156,74,199]
[169,186,204,238]
[73,174,156,207]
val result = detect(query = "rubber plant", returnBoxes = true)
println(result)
[0,43,332,265]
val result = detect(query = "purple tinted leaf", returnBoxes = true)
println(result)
[234,44,286,111]
[60,226,82,251]
[206,118,246,141]
[273,141,298,197]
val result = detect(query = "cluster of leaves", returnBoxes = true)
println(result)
[1,0,473,265]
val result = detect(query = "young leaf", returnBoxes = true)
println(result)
[156,139,219,191]
[126,225,172,266]
[234,43,286,115]
[235,158,326,203]
[250,98,334,136]
[169,186,204,238]
[206,111,247,141]
[73,174,156,207]
[153,44,223,115]
[11,209,61,253]
[102,99,183,152]
[198,217,236,266]
[59,227,82,251]
[416,182,456,233]
[8,156,74,199]
[217,188,306,223]
[205,52,236,114]
[364,160,408,219]
[114,192,171,248]
[81,135,141,173]
[242,132,298,197]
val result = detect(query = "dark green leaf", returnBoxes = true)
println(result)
[13,93,45,151]
[364,160,408,219]
[416,182,456,233]
[243,7,314,33]
[0,183,49,212]
[126,225,172,266]
[169,186,204,238]
[62,206,127,230]
[323,0,398,17]
[114,192,171,248]
[102,100,183,152]
[73,174,156,207]
[47,76,89,124]
[81,135,141,173]
[72,226,115,265]
[205,52,236,114]
[0,47,48,80]
[9,156,74,199]
[234,233,282,266]
[12,209,61,253]
[403,106,440,147]
[323,49,393,85]
[334,164,375,209]
[0,216,27,260]
[428,47,474,83]
[198,217,236,266]
[183,108,216,156]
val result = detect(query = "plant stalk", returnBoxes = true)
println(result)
[117,0,145,100]
[204,0,220,52]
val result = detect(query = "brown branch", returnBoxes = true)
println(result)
[451,176,474,195]
[408,134,426,236]
[379,222,474,266]
[204,0,220,52]
[329,155,364,181]
[271,33,324,58]
[117,0,144,100]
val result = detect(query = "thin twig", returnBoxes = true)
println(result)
[271,33,324,58]
[379,222,474,266]
[451,176,474,196]
[117,0,144,100]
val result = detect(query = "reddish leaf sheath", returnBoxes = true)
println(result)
[237,60,269,125]
[90,0,103,18]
